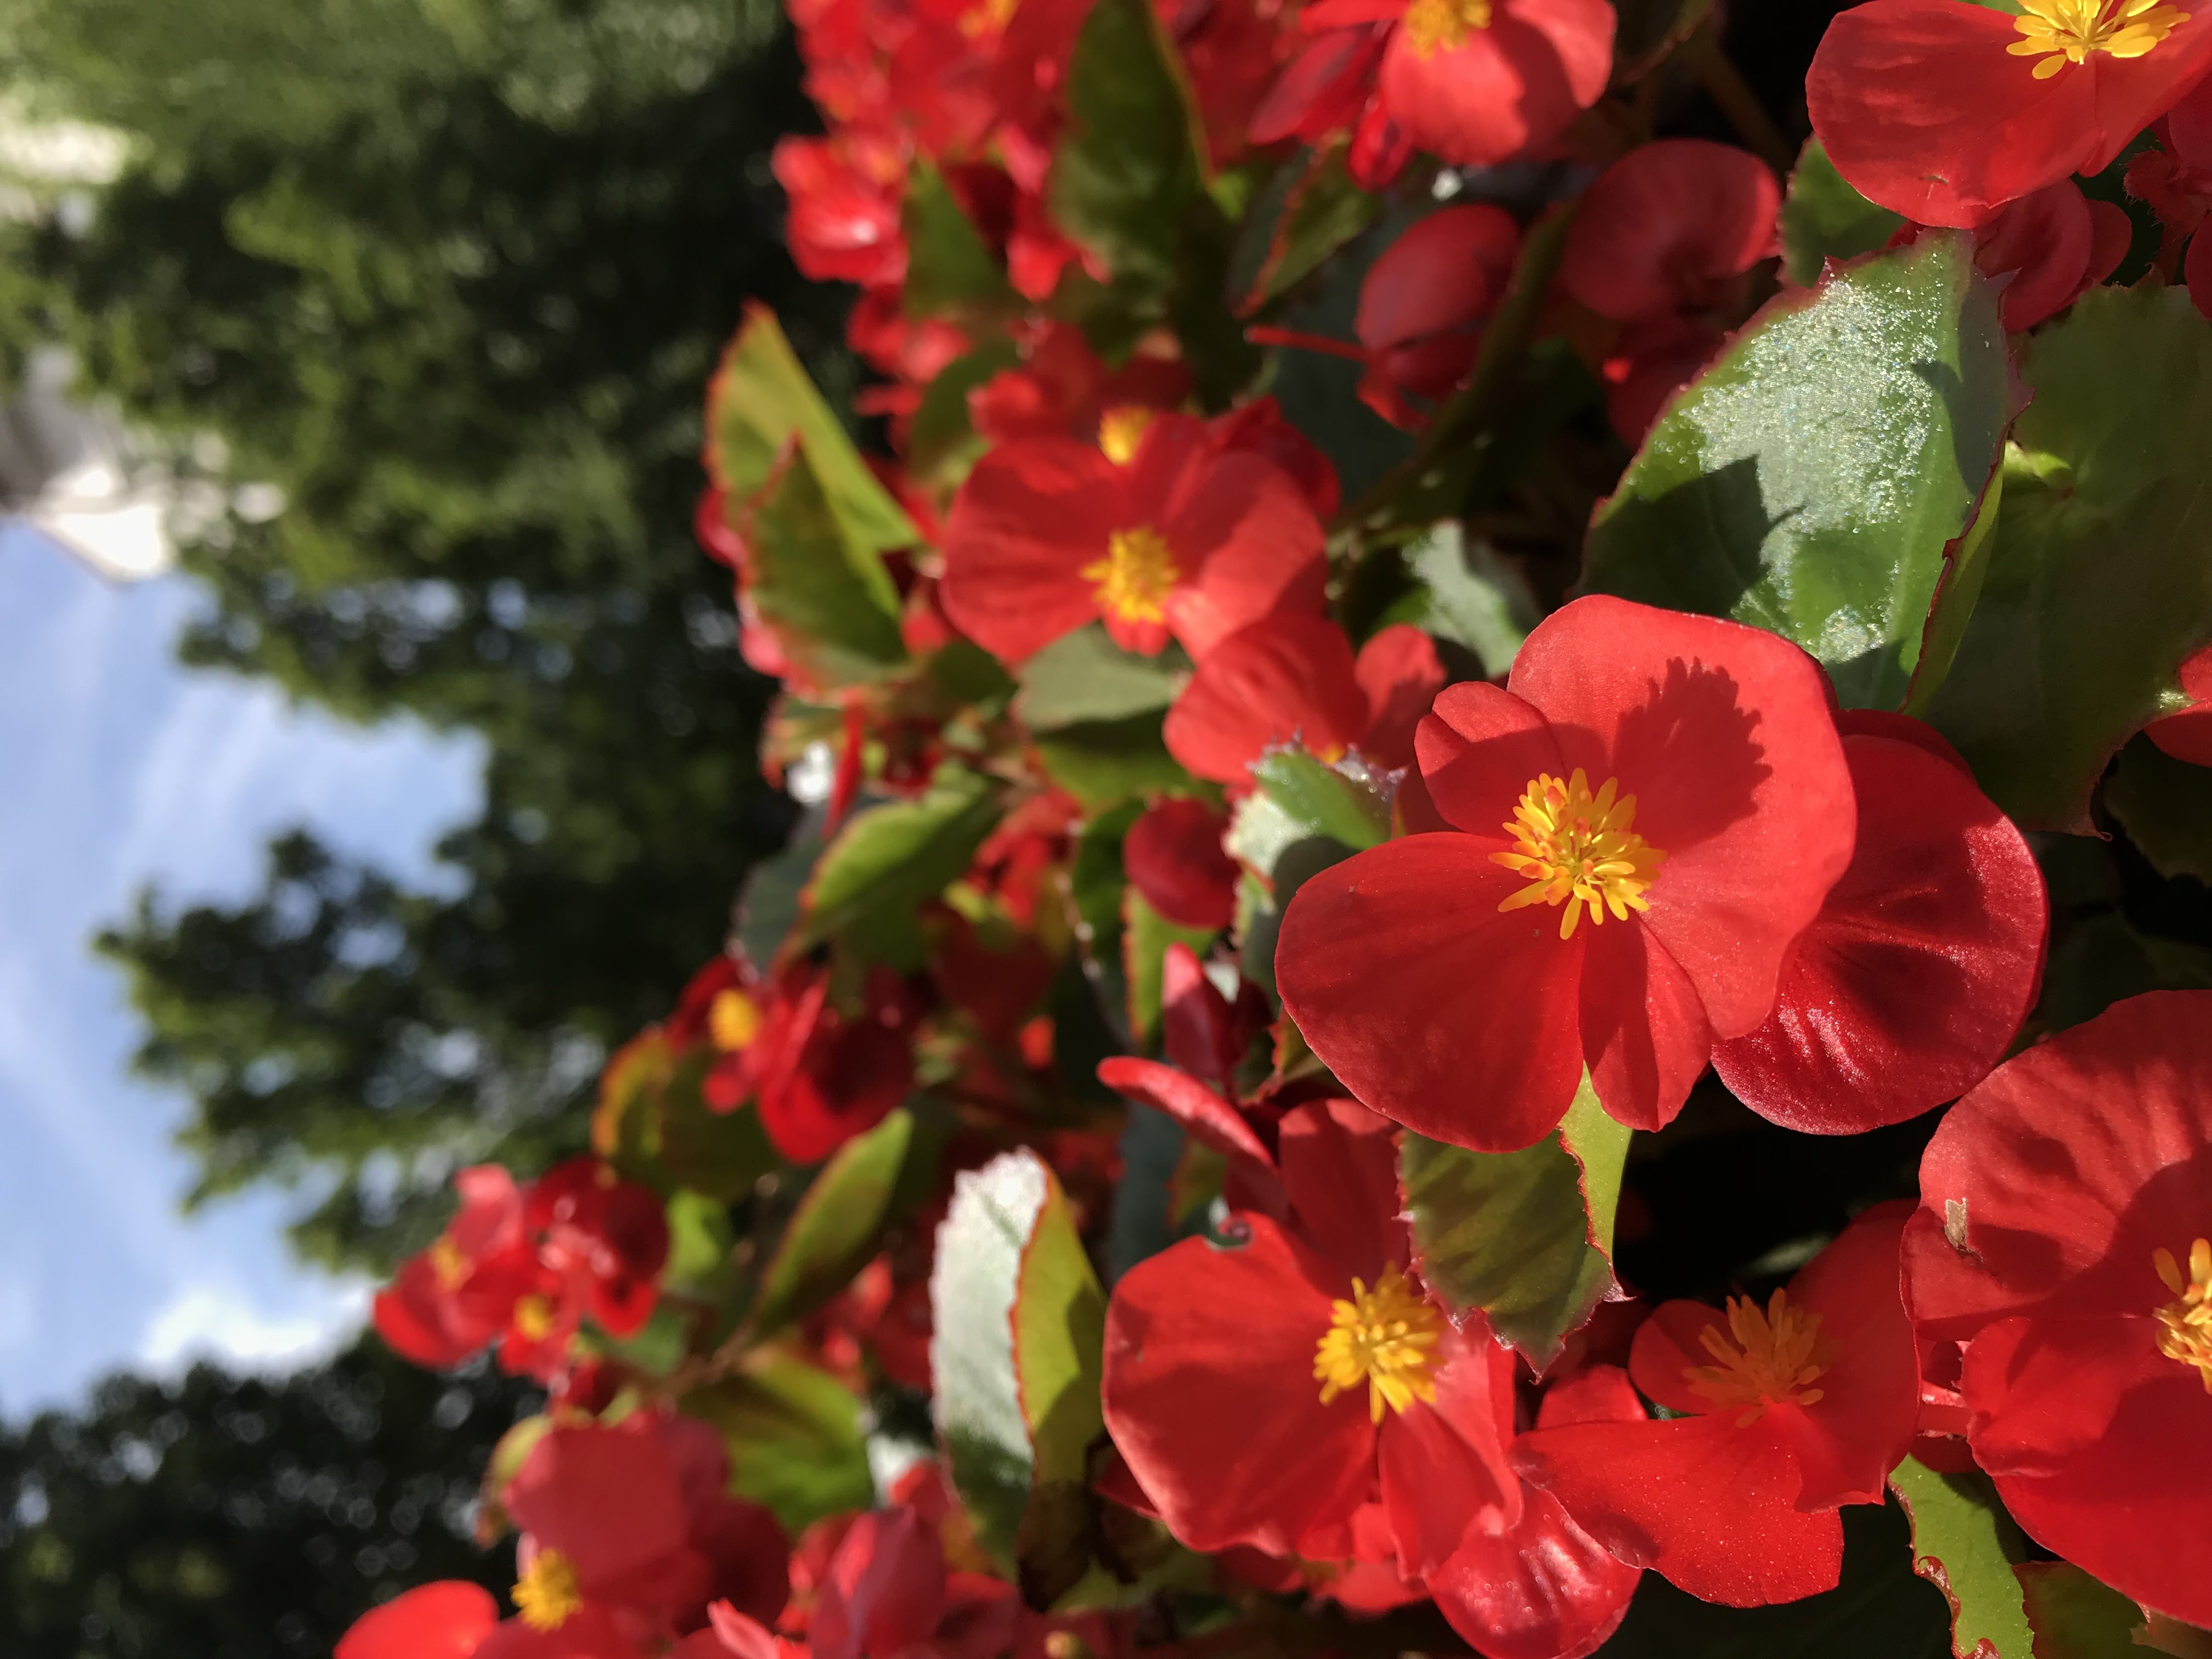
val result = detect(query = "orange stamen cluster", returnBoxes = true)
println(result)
[710,986,762,1052]
[428,1234,470,1291]
[1097,405,1155,466]
[1684,1289,1836,1426]
[2154,1237,2212,1391]
[1493,769,1666,939]
[514,1549,584,1631]
[1401,0,1493,57]
[2010,0,2188,76]
[1081,527,1180,626]
[1313,1263,1445,1424]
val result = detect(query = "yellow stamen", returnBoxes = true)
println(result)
[2009,0,2188,76]
[2154,1237,2212,1391]
[709,987,761,1052]
[1401,0,1493,57]
[512,1294,556,1342]
[428,1234,470,1291]
[1492,768,1666,940]
[514,1548,584,1631]
[1097,404,1154,466]
[1684,1289,1836,1426]
[1080,526,1180,627]
[960,0,1018,34]
[1313,1263,1444,1425]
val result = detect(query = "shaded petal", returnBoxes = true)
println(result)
[1162,455,1329,660]
[1096,1057,1276,1171]
[1378,1327,1522,1577]
[1427,1487,1641,1659]
[1276,834,1587,1151]
[1782,1201,1919,1510]
[1164,616,1367,783]
[1378,0,1613,167]
[506,1426,693,1598]
[1413,681,1564,840]
[1277,1097,1406,1281]
[1355,623,1450,770]
[1101,1218,1375,1555]
[1577,917,1711,1133]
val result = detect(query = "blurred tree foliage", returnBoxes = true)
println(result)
[0,1336,535,1658]
[0,0,846,1267]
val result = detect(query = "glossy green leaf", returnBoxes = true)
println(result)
[2016,1563,2144,1658]
[1011,1163,1109,1606]
[1602,1499,1953,1658]
[1032,713,1191,809]
[2106,735,2212,883]
[746,445,910,690]
[1781,137,1906,287]
[1888,1457,2036,1659]
[1047,0,1210,292]
[1927,287,2212,827]
[1239,145,1383,312]
[908,338,1022,487]
[662,1189,737,1302]
[1122,889,1218,1047]
[1015,624,1187,730]
[683,1354,874,1533]
[1401,1077,1631,1368]
[802,767,1003,961]
[707,305,915,558]
[737,806,827,969]
[1249,748,1391,851]
[749,1109,916,1338]
[1582,230,2010,711]
[1398,521,1541,678]
[904,159,1013,318]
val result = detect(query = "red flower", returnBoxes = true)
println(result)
[1595,314,1726,447]
[374,1166,534,1368]
[1807,0,2212,227]
[967,324,1189,453]
[1300,0,1615,167]
[1559,140,1780,324]
[1709,712,2047,1135]
[1965,179,2133,329]
[528,1158,673,1340]
[1900,990,2212,1629]
[1123,798,1240,930]
[1353,206,1522,425]
[1205,398,1342,523]
[2146,641,2212,764]
[1163,616,1446,784]
[338,1583,501,1659]
[742,963,923,1164]
[939,413,1327,661]
[772,133,909,287]
[1102,1099,1521,1569]
[1276,596,1855,1152]
[1514,1204,1920,1607]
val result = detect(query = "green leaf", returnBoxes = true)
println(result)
[1032,713,1192,810]
[1888,1457,2037,1659]
[2036,910,2212,1036]
[658,1051,780,1202]
[933,1150,1107,1576]
[1122,889,1218,1047]
[802,767,1003,963]
[1237,145,1384,312]
[1401,1075,1630,1368]
[1047,0,1211,293]
[1602,1499,1953,1658]
[1781,137,1907,287]
[738,808,827,970]
[707,305,916,557]
[1011,1161,1109,1606]
[1396,521,1541,678]
[662,1189,737,1302]
[1581,229,2010,711]
[747,445,910,690]
[2106,734,2212,883]
[909,338,1022,487]
[1904,459,2005,718]
[1927,287,2212,827]
[683,1354,874,1533]
[1015,624,1188,730]
[2016,1563,2145,1658]
[749,1109,916,1338]
[1248,748,1391,851]
[904,159,1014,318]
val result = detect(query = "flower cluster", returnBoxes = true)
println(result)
[347,0,2212,1655]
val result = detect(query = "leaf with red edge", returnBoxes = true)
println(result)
[2015,1562,2144,1658]
[1887,1455,2037,1659]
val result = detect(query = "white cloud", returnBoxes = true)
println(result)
[137,1279,371,1378]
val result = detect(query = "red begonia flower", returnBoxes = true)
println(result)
[505,1424,710,1632]
[338,1583,501,1659]
[1967,178,2130,329]
[1276,596,1854,1152]
[1207,397,1342,523]
[1514,1204,1919,1607]
[529,1158,672,1338]
[1352,205,1522,421]
[1807,0,2212,227]
[375,1165,533,1367]
[1426,1365,1645,1659]
[1102,1100,1519,1570]
[1164,616,1446,783]
[772,134,908,288]
[967,324,1189,453]
[1711,717,2047,1135]
[810,1508,946,1659]
[1597,313,1725,447]
[1250,25,1390,146]
[2146,641,2212,764]
[1123,798,1240,930]
[1559,140,1781,323]
[745,964,921,1164]
[1900,991,2212,1628]
[939,413,1328,662]
[1298,0,1613,167]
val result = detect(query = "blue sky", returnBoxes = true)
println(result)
[0,523,484,1415]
